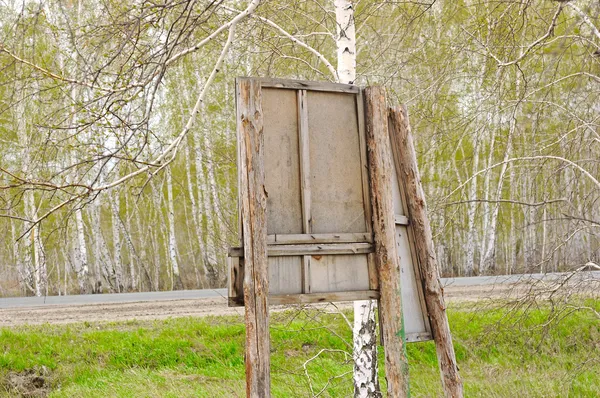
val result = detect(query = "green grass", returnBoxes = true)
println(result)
[1,300,599,397]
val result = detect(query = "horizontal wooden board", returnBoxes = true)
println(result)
[238,77,359,93]
[270,290,379,305]
[267,233,372,245]
[405,332,433,343]
[229,243,373,257]
[395,215,409,226]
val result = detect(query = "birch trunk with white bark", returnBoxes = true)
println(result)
[465,135,480,276]
[194,123,218,286]
[166,168,183,290]
[333,1,380,396]
[111,193,124,292]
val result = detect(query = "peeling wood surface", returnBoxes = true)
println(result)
[365,87,410,397]
[389,105,464,398]
[237,78,271,397]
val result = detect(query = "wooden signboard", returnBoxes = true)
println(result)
[232,78,463,397]
[228,77,431,342]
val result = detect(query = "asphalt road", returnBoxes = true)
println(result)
[1,271,598,309]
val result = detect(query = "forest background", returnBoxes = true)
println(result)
[0,0,598,297]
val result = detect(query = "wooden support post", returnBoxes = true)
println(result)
[388,105,464,398]
[364,87,410,397]
[237,78,271,397]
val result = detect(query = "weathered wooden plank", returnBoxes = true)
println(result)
[405,332,433,343]
[263,87,302,234]
[308,254,370,293]
[395,224,429,337]
[394,215,409,226]
[267,233,372,245]
[308,91,366,233]
[238,77,360,93]
[364,86,409,397]
[227,256,244,307]
[389,105,463,398]
[298,89,312,295]
[237,78,270,397]
[229,243,373,257]
[228,287,381,307]
[270,290,379,305]
[357,90,378,291]
[269,257,302,295]
[390,122,432,338]
[297,89,312,234]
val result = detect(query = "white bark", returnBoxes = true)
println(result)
[111,193,124,292]
[74,209,89,293]
[166,168,183,289]
[335,0,357,84]
[465,135,480,276]
[29,197,46,297]
[194,120,217,285]
[185,138,207,288]
[203,121,228,281]
[92,201,113,292]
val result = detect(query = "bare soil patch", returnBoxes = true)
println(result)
[2,368,50,397]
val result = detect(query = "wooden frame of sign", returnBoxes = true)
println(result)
[229,77,431,340]
[230,77,378,301]
[232,77,463,397]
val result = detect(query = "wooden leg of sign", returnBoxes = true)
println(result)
[237,78,271,397]
[364,87,410,398]
[388,105,464,398]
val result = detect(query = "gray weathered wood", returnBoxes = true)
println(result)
[365,87,410,397]
[390,138,432,339]
[270,290,379,305]
[298,89,312,294]
[308,90,367,234]
[389,105,463,398]
[237,78,271,397]
[229,243,373,257]
[269,256,303,295]
[227,256,243,306]
[263,88,303,234]
[308,254,371,293]
[357,90,378,291]
[240,76,360,93]
[267,233,372,245]
[394,215,409,226]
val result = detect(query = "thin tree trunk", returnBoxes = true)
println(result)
[111,192,123,292]
[166,168,183,290]
[464,135,480,276]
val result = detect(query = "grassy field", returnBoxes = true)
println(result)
[1,300,599,397]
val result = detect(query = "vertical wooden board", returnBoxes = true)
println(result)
[391,158,405,216]
[307,91,367,234]
[308,254,370,293]
[389,105,463,397]
[396,225,428,336]
[237,78,271,397]
[263,88,303,235]
[365,86,410,397]
[268,256,303,295]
